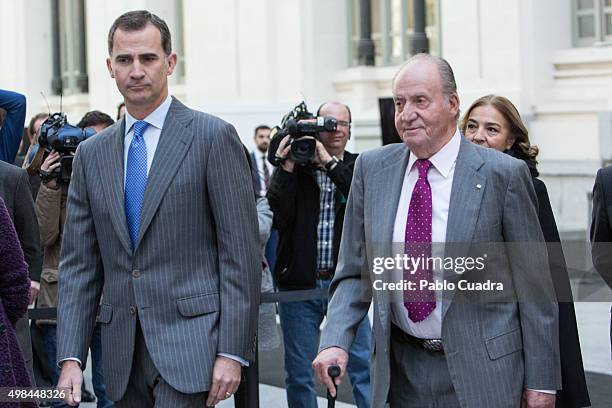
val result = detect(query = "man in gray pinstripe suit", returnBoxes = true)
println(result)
[56,10,260,407]
[313,54,561,407]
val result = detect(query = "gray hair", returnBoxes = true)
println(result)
[392,53,459,119]
[108,10,172,56]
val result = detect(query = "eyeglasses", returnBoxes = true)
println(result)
[336,120,350,127]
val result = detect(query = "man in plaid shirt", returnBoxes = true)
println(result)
[268,101,371,408]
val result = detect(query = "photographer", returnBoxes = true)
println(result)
[267,101,371,408]
[35,110,113,408]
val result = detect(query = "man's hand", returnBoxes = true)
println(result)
[29,280,39,305]
[312,347,349,398]
[41,149,60,189]
[57,360,83,406]
[205,356,242,407]
[521,389,556,408]
[312,141,333,169]
[275,135,295,173]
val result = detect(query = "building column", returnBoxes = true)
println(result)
[410,0,429,54]
[357,0,375,66]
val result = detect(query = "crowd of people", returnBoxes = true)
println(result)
[1,8,611,408]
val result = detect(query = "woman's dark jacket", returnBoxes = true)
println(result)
[507,149,590,408]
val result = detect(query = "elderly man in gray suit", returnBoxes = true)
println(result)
[56,10,260,407]
[313,54,561,408]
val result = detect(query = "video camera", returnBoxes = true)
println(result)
[35,112,95,183]
[269,101,337,166]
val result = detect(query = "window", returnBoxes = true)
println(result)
[574,0,612,46]
[348,0,441,67]
[51,0,88,95]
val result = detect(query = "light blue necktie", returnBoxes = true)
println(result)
[125,120,150,251]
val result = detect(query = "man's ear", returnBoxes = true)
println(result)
[106,57,114,78]
[449,93,460,119]
[166,53,177,76]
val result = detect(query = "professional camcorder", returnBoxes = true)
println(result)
[33,112,95,183]
[269,101,337,166]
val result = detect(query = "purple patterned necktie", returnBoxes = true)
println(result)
[404,159,436,322]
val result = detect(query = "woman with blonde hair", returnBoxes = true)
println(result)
[461,94,590,408]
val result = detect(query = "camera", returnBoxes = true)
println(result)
[270,102,337,166]
[36,112,95,183]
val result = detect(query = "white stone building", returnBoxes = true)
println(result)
[1,0,610,236]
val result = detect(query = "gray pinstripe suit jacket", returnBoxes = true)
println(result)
[320,137,561,408]
[56,98,261,401]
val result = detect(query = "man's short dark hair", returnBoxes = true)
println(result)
[108,10,172,56]
[28,113,48,136]
[254,125,271,137]
[77,111,115,129]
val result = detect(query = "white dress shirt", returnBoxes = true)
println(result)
[123,95,172,183]
[390,128,460,339]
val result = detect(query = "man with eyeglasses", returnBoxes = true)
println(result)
[267,101,371,408]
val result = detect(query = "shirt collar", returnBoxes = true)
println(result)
[407,127,461,179]
[124,94,173,136]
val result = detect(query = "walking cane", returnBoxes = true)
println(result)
[326,365,341,408]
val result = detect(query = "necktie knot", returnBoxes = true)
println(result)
[132,120,149,141]
[416,159,432,179]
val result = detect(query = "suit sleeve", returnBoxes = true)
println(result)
[0,89,26,164]
[207,122,260,362]
[326,159,354,198]
[502,162,561,390]
[590,169,612,289]
[13,168,42,282]
[56,144,104,365]
[256,197,273,248]
[319,154,372,352]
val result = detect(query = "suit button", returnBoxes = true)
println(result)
[132,269,140,278]
[129,306,137,315]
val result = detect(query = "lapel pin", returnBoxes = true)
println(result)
[476,184,482,189]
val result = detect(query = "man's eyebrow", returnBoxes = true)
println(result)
[139,53,159,59]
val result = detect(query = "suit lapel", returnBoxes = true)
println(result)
[98,119,133,254]
[135,98,195,249]
[371,145,411,337]
[442,137,486,319]
[371,145,411,244]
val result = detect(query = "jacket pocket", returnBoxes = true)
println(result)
[97,303,113,324]
[485,328,522,360]
[176,292,220,317]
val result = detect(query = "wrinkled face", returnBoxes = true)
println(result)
[464,104,516,152]
[254,128,271,152]
[318,103,350,153]
[106,23,176,113]
[393,60,459,158]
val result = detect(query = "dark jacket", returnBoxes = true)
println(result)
[591,166,612,289]
[0,160,42,282]
[267,151,357,289]
[510,152,590,408]
[0,197,35,399]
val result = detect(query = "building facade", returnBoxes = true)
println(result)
[1,0,609,236]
